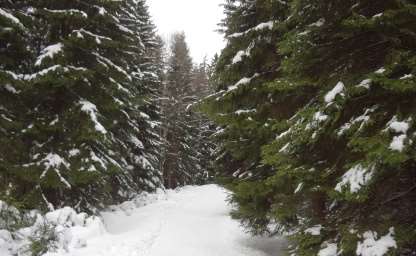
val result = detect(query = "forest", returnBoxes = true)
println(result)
[1,0,415,256]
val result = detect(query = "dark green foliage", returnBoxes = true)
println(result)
[161,33,215,188]
[0,0,163,212]
[204,0,416,255]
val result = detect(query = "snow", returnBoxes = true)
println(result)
[41,153,70,171]
[79,100,107,134]
[97,7,107,15]
[0,8,24,28]
[335,164,373,193]
[400,74,413,80]
[310,18,325,27]
[314,111,329,122]
[325,82,345,103]
[69,149,81,157]
[389,135,407,152]
[279,143,290,153]
[294,183,303,193]
[305,225,322,236]
[375,68,386,74]
[337,107,377,136]
[130,135,145,149]
[386,117,411,152]
[228,21,275,38]
[4,84,18,94]
[23,65,62,80]
[45,9,88,18]
[232,42,255,64]
[318,243,338,256]
[357,79,372,89]
[388,119,410,134]
[39,185,287,256]
[356,228,397,256]
[35,43,64,66]
[233,50,246,64]
[40,153,72,188]
[235,109,257,115]
[227,73,259,92]
[93,53,132,81]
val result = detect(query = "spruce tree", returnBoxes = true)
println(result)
[202,0,291,230]
[162,32,195,188]
[1,0,164,212]
[204,0,416,255]
[0,4,32,203]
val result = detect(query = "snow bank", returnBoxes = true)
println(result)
[0,202,105,256]
[0,189,168,256]
[356,228,397,256]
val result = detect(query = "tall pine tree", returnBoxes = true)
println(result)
[0,0,164,212]
[204,0,416,255]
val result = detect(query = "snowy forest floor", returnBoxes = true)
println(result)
[45,185,287,256]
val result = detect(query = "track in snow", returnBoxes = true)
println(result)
[50,185,287,256]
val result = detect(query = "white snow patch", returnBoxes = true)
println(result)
[305,225,322,236]
[294,183,303,193]
[375,68,386,74]
[69,149,81,157]
[79,100,107,134]
[35,43,64,66]
[386,117,411,152]
[4,84,19,94]
[228,21,274,38]
[0,8,24,28]
[389,135,407,152]
[356,228,397,256]
[399,74,413,80]
[314,111,329,122]
[96,6,107,15]
[235,109,256,115]
[232,50,246,64]
[388,119,410,134]
[41,153,70,171]
[227,73,259,92]
[310,18,325,27]
[40,153,71,188]
[130,135,144,149]
[335,164,373,193]
[337,107,377,136]
[232,42,255,64]
[325,82,345,103]
[45,9,88,18]
[279,143,290,153]
[318,243,338,256]
[276,128,292,140]
[357,79,372,89]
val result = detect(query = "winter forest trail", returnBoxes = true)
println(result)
[47,185,287,256]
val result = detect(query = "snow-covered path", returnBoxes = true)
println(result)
[48,185,287,256]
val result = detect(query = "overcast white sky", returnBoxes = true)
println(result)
[147,0,226,63]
